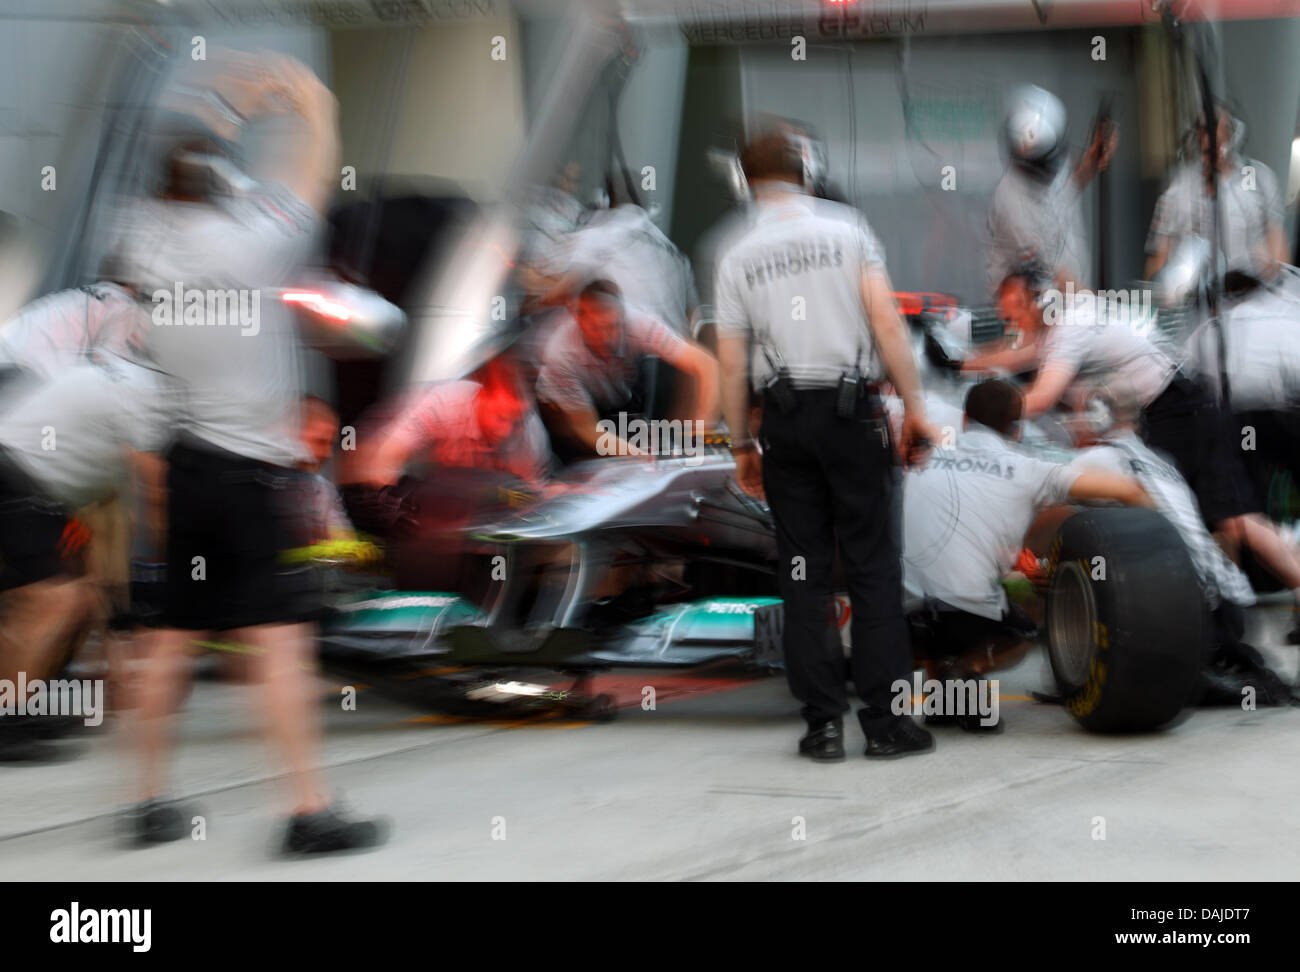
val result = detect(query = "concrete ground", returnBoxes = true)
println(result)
[2,601,1298,881]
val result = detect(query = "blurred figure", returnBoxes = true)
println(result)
[0,277,146,395]
[359,354,552,492]
[0,349,168,760]
[540,173,699,339]
[1145,106,1288,283]
[973,267,1300,635]
[903,380,1151,731]
[536,278,719,461]
[517,162,586,313]
[296,396,356,541]
[1065,381,1289,703]
[987,85,1116,293]
[117,54,385,853]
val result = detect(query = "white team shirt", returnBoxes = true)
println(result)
[0,353,171,509]
[559,206,698,336]
[114,182,318,467]
[714,188,886,390]
[1147,159,1283,279]
[987,163,1091,291]
[903,425,1080,619]
[386,380,552,486]
[0,282,147,381]
[1067,430,1254,608]
[1039,294,1177,406]
[1187,278,1300,411]
[535,310,687,414]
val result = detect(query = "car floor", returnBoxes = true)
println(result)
[2,600,1297,881]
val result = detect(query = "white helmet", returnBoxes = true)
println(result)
[1004,85,1068,172]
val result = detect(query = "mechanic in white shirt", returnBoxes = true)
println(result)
[987,86,1116,293]
[0,280,147,386]
[902,379,1150,730]
[544,191,699,339]
[714,130,939,761]
[535,278,719,461]
[1065,381,1290,700]
[363,357,554,491]
[117,54,384,853]
[968,265,1300,632]
[1145,107,1289,283]
[0,350,170,760]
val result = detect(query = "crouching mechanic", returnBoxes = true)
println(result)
[355,354,553,495]
[1065,382,1291,704]
[0,350,169,760]
[535,278,720,461]
[902,380,1153,731]
[967,266,1300,637]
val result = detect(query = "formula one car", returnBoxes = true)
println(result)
[317,307,1216,734]
[319,442,787,721]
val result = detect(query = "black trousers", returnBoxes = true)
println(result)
[1140,373,1258,527]
[759,388,911,734]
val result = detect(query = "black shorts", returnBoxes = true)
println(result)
[907,602,1038,663]
[156,442,321,631]
[0,449,75,591]
[1140,374,1259,527]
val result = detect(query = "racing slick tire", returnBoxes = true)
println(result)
[1044,508,1208,733]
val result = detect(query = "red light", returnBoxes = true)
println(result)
[282,291,352,322]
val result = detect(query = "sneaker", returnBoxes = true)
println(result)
[126,799,196,844]
[864,718,935,759]
[797,719,846,762]
[282,805,388,855]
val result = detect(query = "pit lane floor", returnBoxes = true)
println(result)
[3,601,1298,881]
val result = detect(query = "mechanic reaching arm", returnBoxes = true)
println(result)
[535,278,719,460]
[901,380,1150,731]
[982,271,1300,634]
[117,54,386,854]
[977,267,1178,420]
[362,355,553,492]
[986,86,1115,295]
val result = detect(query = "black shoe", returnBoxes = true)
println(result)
[20,715,88,740]
[955,710,1003,732]
[0,723,64,763]
[798,719,846,762]
[126,799,195,845]
[864,719,935,759]
[924,711,958,727]
[283,805,388,855]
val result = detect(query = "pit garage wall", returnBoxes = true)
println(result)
[711,16,1300,303]
[0,11,329,318]
[519,19,690,235]
[734,28,1147,304]
[332,14,527,201]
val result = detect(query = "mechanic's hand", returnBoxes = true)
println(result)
[898,413,941,468]
[733,449,765,501]
[1082,120,1118,176]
